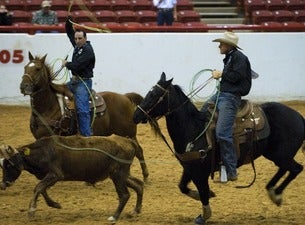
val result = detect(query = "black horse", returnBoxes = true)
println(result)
[133,72,305,224]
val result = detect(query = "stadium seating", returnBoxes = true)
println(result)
[87,0,112,11]
[130,0,153,11]
[244,0,266,15]
[56,10,69,23]
[95,10,118,22]
[50,0,69,11]
[265,0,287,11]
[282,21,305,30]
[177,10,201,23]
[293,9,305,21]
[284,0,305,11]
[121,21,144,27]
[11,10,31,23]
[72,10,95,22]
[136,10,157,23]
[115,10,137,22]
[176,0,194,11]
[110,0,131,11]
[4,0,26,11]
[252,10,274,24]
[24,0,41,11]
[273,9,295,22]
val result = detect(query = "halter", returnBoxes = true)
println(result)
[137,82,215,160]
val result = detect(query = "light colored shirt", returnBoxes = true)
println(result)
[153,0,177,9]
[32,10,58,25]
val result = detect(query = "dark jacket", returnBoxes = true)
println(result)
[220,48,252,96]
[65,17,95,79]
[0,12,12,25]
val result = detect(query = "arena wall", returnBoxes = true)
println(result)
[0,32,304,104]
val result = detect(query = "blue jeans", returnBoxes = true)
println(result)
[157,10,174,26]
[201,92,241,177]
[67,78,92,136]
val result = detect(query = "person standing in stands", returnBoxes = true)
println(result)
[0,4,12,25]
[153,0,177,26]
[32,0,58,25]
[201,31,252,182]
[61,16,96,137]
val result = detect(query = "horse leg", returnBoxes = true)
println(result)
[178,169,216,201]
[126,175,144,214]
[192,178,212,225]
[267,160,303,206]
[134,137,149,182]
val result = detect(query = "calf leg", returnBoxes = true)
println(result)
[108,173,131,222]
[28,172,59,217]
[126,175,143,214]
[41,190,61,209]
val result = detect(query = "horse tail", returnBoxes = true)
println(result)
[124,92,144,106]
[301,116,305,154]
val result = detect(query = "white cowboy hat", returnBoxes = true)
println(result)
[41,0,51,8]
[212,31,242,50]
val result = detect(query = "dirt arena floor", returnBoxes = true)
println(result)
[1,102,305,225]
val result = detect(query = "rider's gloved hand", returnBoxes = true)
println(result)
[212,70,222,79]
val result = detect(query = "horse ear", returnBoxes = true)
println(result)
[41,54,47,63]
[29,51,34,60]
[160,72,166,81]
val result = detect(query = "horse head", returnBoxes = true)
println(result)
[20,52,50,96]
[133,72,173,124]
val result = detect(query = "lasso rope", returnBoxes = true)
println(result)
[189,69,217,102]
[68,0,111,33]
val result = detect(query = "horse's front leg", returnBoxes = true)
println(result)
[178,169,216,201]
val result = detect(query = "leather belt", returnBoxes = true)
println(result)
[158,8,173,12]
[72,75,91,81]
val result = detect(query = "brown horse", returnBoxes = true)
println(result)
[19,52,149,181]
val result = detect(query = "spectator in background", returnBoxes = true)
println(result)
[153,0,177,26]
[32,0,58,25]
[0,4,12,25]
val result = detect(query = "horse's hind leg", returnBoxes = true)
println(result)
[267,160,303,206]
[134,137,149,182]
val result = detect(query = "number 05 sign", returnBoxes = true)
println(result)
[0,49,24,64]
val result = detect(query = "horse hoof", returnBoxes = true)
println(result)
[107,216,117,223]
[267,187,282,206]
[194,214,205,225]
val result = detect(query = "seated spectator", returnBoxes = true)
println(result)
[0,4,12,25]
[32,0,58,25]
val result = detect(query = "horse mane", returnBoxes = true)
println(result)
[172,84,207,123]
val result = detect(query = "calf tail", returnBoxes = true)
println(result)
[125,92,143,106]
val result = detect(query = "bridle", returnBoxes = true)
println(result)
[21,61,49,96]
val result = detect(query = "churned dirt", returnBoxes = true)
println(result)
[0,102,305,225]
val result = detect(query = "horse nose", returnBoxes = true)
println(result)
[20,82,32,95]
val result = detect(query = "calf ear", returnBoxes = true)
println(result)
[0,145,19,159]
